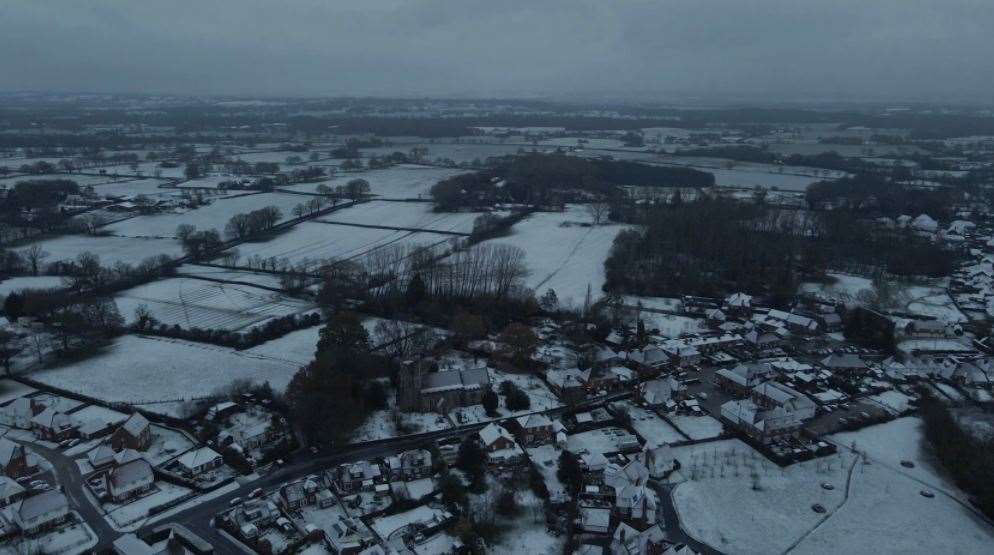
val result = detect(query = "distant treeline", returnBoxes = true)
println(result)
[806,174,959,219]
[430,153,714,210]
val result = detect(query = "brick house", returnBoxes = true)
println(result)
[111,413,152,452]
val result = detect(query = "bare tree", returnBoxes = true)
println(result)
[586,201,610,225]
[22,244,48,276]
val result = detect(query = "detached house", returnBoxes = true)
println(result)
[332,460,382,495]
[0,398,44,430]
[15,490,69,535]
[478,423,523,466]
[515,414,556,446]
[175,447,222,478]
[112,413,152,452]
[105,459,154,502]
[0,439,35,479]
[31,408,77,441]
[636,377,685,410]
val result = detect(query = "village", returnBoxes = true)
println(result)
[0,95,993,554]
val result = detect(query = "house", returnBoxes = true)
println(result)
[207,401,240,421]
[765,309,819,335]
[175,447,222,478]
[636,377,684,410]
[112,413,152,451]
[0,478,26,508]
[612,522,668,555]
[720,381,817,443]
[820,353,868,377]
[106,459,155,502]
[87,444,117,470]
[325,513,377,555]
[546,368,589,402]
[15,490,69,535]
[0,398,44,430]
[280,479,319,510]
[604,459,649,491]
[478,423,524,465]
[0,438,34,478]
[31,408,77,441]
[398,449,433,480]
[615,483,657,523]
[515,413,556,446]
[578,506,611,534]
[724,292,753,317]
[715,363,777,396]
[332,460,382,495]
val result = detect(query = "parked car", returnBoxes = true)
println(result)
[229,497,243,507]
[249,488,264,498]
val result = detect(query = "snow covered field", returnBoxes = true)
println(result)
[30,335,299,408]
[84,178,175,200]
[283,165,467,199]
[673,431,994,554]
[801,274,965,322]
[231,221,456,270]
[17,234,183,267]
[485,205,628,305]
[105,192,305,238]
[0,276,65,298]
[174,264,289,289]
[318,200,482,234]
[116,277,314,331]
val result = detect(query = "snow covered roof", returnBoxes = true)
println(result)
[120,413,150,437]
[478,423,514,447]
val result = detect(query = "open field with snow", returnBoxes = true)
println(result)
[29,335,298,408]
[801,274,965,322]
[283,165,467,199]
[116,277,314,330]
[484,205,628,305]
[105,192,306,238]
[174,264,290,289]
[318,200,482,234]
[230,221,457,270]
[0,276,65,298]
[17,234,183,267]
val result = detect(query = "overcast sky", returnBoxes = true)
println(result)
[1,0,991,103]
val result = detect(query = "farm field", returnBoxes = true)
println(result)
[318,200,482,234]
[0,276,65,299]
[282,165,467,199]
[483,205,628,306]
[16,234,184,266]
[115,277,314,330]
[174,264,289,289]
[361,144,526,165]
[231,221,457,270]
[0,173,132,187]
[104,192,307,238]
[84,178,177,200]
[29,335,299,409]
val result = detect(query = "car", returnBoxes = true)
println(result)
[16,477,31,485]
[920,489,935,498]
[310,446,319,454]
[811,503,827,514]
[66,439,80,448]
[58,440,71,449]
[29,480,47,489]
[900,460,915,468]
[820,482,835,490]
[228,497,243,507]
[249,488,264,498]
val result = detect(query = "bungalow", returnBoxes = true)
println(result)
[175,447,222,478]
[478,423,524,466]
[820,353,868,378]
[15,490,69,535]
[398,448,433,480]
[112,413,152,452]
[106,459,155,502]
[0,438,35,479]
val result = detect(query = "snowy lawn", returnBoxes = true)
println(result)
[640,313,708,338]
[488,490,564,555]
[16,234,184,267]
[668,414,724,441]
[526,444,568,502]
[105,192,306,238]
[104,481,193,529]
[481,205,629,305]
[30,335,299,408]
[115,277,314,331]
[623,403,685,447]
[566,427,635,456]
[490,370,562,414]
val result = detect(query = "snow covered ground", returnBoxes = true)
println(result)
[230,221,457,271]
[668,414,724,440]
[0,275,65,298]
[673,428,994,554]
[105,192,306,238]
[640,313,708,338]
[625,404,686,447]
[30,335,299,408]
[174,264,289,289]
[115,277,314,331]
[484,205,629,306]
[104,481,193,529]
[800,274,965,322]
[282,165,467,199]
[318,200,482,234]
[16,234,183,267]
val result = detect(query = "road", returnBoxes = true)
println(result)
[649,480,724,555]
[146,390,632,553]
[10,438,119,552]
